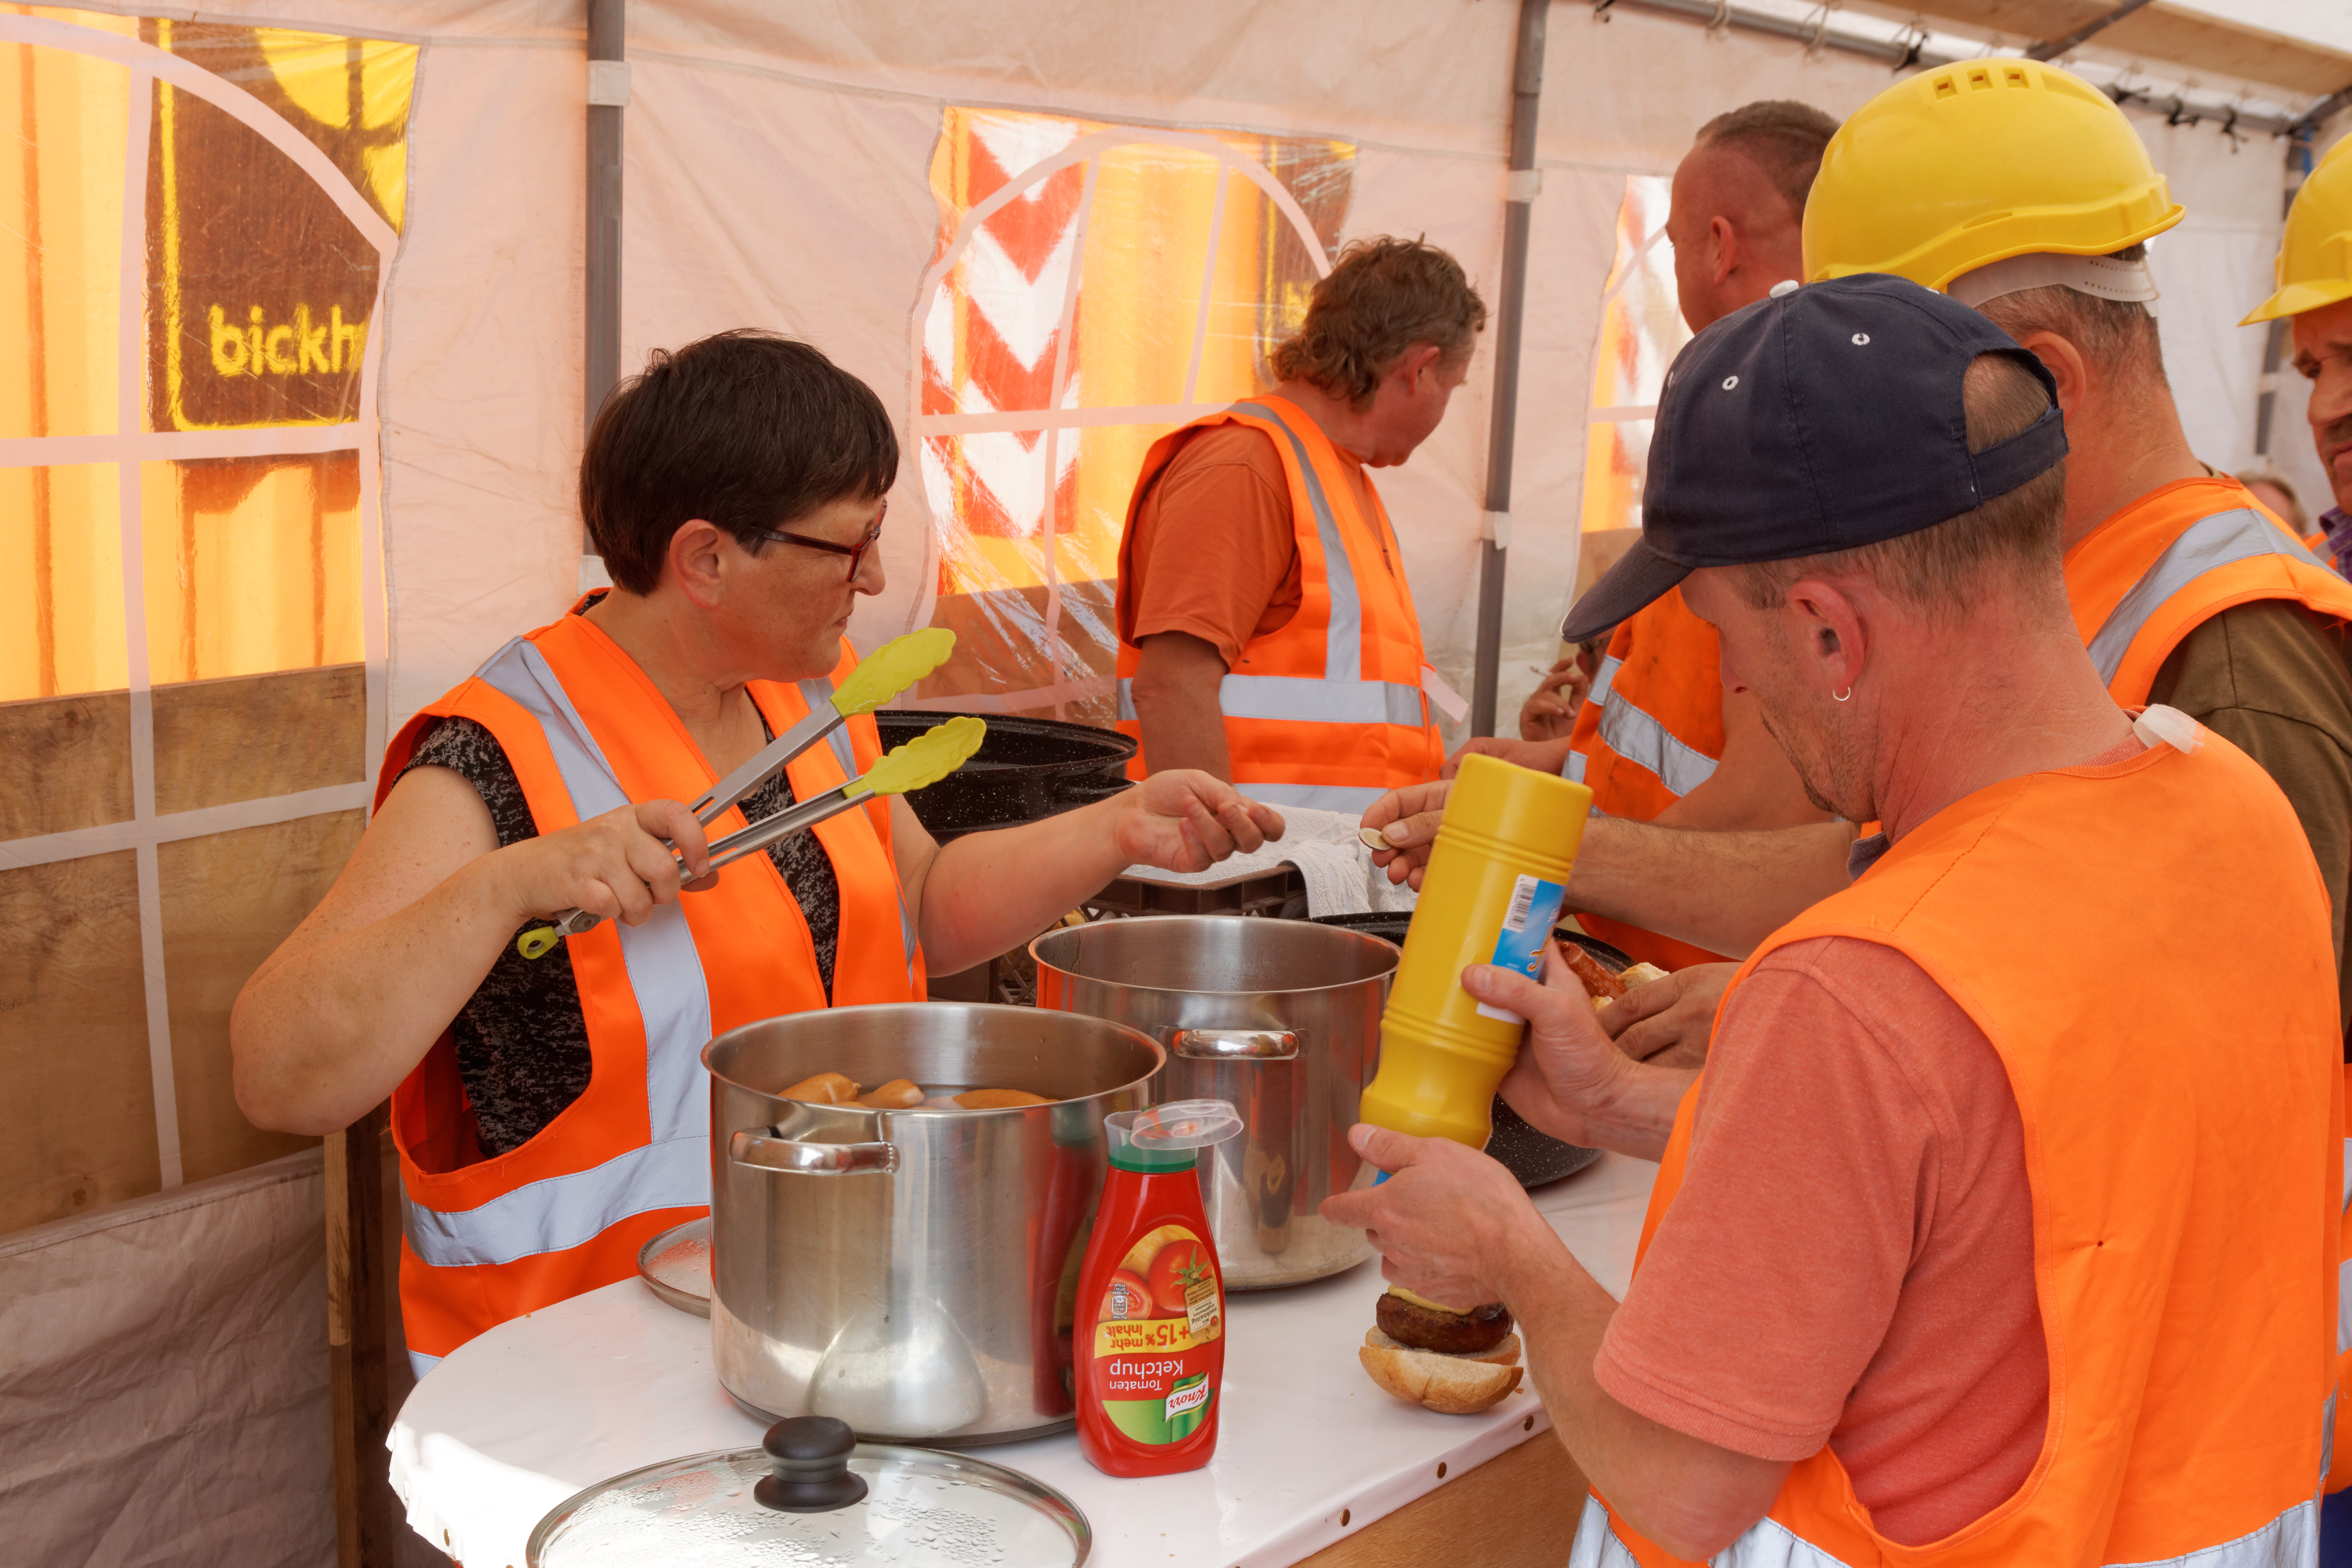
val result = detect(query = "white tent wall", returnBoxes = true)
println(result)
[390,0,2326,742]
[3,5,2330,1566]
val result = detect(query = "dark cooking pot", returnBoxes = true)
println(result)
[876,711,1134,840]
[1303,911,1627,1188]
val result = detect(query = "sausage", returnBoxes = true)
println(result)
[1557,942,1626,1002]
[1374,1293,1515,1354]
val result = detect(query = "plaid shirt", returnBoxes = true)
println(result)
[2323,507,2352,577]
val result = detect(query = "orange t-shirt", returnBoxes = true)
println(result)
[1122,421,1387,666]
[1595,931,2048,1546]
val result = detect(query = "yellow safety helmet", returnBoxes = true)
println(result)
[2243,137,2352,325]
[1803,58,2183,294]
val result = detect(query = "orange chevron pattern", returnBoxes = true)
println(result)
[913,109,1354,720]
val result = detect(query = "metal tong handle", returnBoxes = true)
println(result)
[689,627,960,827]
[515,784,866,959]
[689,705,838,827]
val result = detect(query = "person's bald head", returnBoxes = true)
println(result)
[1666,100,1839,332]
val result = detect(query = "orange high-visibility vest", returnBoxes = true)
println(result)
[1113,397,1444,814]
[375,610,922,1371]
[1573,717,2343,1567]
[2066,476,2352,705]
[1563,588,1733,972]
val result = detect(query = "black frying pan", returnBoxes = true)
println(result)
[875,710,1135,840]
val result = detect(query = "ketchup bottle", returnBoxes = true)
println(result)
[1073,1100,1242,1477]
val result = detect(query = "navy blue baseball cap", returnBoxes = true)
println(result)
[1561,273,2067,644]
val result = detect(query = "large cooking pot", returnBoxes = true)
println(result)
[875,710,1134,840]
[1030,916,1395,1291]
[704,1003,1162,1446]
[1304,911,1619,1188]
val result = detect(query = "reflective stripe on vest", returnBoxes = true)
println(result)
[1237,399,1366,683]
[402,636,714,1269]
[1114,673,1427,728]
[2085,508,2328,685]
[1565,1491,2322,1568]
[1226,780,1387,813]
[1585,653,1719,801]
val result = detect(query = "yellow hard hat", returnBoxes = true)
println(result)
[2243,138,2352,325]
[1803,58,2183,293]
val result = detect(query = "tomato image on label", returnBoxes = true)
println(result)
[1147,1237,1216,1318]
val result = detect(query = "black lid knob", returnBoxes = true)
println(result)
[754,1417,868,1514]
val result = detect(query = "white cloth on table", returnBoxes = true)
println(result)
[1119,804,1420,917]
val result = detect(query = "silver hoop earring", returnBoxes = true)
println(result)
[1832,686,1853,703]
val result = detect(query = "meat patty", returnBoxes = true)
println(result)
[1374,1293,1514,1354]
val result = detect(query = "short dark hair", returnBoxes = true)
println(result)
[1696,100,1841,218]
[1975,244,2167,388]
[1735,351,2067,621]
[1269,236,1488,409]
[580,331,898,595]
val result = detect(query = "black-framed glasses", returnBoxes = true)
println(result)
[760,503,886,580]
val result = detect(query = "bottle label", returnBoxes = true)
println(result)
[1474,873,1567,1023]
[1091,1223,1221,1445]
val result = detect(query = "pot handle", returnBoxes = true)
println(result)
[1169,1028,1301,1061]
[729,1129,899,1175]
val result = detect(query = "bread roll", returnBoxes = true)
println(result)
[780,1072,859,1105]
[1357,1328,1524,1414]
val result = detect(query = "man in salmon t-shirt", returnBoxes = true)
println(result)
[1112,237,1484,813]
[1328,276,2342,1563]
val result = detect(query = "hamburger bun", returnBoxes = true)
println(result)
[1358,1327,1523,1414]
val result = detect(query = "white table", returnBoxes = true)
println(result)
[389,1152,1656,1568]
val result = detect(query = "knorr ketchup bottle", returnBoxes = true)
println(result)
[1074,1100,1242,1477]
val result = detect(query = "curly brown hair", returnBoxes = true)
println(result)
[1269,236,1487,409]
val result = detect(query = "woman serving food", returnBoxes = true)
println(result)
[230,331,1283,1373]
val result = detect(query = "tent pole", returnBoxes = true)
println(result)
[1471,0,1549,739]
[585,0,625,455]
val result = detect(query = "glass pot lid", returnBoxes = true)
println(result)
[528,1416,1090,1568]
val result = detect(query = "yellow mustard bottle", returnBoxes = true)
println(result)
[1360,753,1595,1148]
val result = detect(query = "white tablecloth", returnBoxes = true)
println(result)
[389,1152,1657,1568]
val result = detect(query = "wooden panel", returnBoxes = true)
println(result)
[160,808,363,1182]
[0,687,132,839]
[152,661,367,817]
[1299,1427,1588,1568]
[2103,10,2352,98]
[329,1104,398,1568]
[0,850,160,1233]
[1892,0,2352,96]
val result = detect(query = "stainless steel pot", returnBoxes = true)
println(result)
[1029,916,1396,1290]
[704,1003,1163,1445]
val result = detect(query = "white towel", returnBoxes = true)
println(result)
[1118,805,1420,918]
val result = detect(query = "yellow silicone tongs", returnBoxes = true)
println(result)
[515,714,987,959]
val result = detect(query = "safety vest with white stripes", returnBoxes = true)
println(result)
[1561,588,1733,972]
[377,608,921,1372]
[1576,714,2343,1567]
[2066,475,2352,707]
[1113,398,1445,815]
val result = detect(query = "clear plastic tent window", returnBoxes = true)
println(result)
[1578,174,1692,546]
[907,108,1354,725]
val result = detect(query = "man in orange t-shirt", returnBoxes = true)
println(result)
[1121,238,1483,788]
[1330,276,2340,1561]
